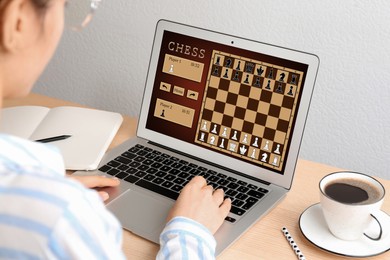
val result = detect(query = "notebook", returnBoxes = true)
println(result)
[74,20,319,255]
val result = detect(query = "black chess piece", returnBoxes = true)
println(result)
[161,109,165,117]
[246,63,254,73]
[213,67,219,76]
[279,73,285,82]
[215,57,220,65]
[225,58,232,68]
[232,71,239,81]
[236,61,241,70]
[254,77,261,86]
[223,69,229,78]
[268,68,274,79]
[265,80,271,90]
[244,75,250,84]
[276,83,283,93]
[257,66,264,76]
[290,74,297,84]
[287,86,294,96]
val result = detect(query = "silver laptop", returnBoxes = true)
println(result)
[77,20,319,255]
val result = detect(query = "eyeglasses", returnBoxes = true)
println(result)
[65,0,102,31]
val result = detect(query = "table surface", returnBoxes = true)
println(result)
[4,93,390,260]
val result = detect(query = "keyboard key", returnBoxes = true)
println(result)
[107,160,120,167]
[236,193,248,201]
[162,181,174,188]
[134,156,145,162]
[152,178,164,185]
[230,206,246,216]
[237,186,249,193]
[160,166,171,172]
[99,165,111,172]
[136,179,179,200]
[118,165,129,171]
[178,172,190,179]
[217,173,227,178]
[171,185,182,192]
[130,161,141,168]
[135,144,144,149]
[107,168,120,176]
[168,169,181,175]
[248,190,265,199]
[146,168,159,174]
[126,168,138,174]
[122,151,137,160]
[155,171,167,178]
[151,162,163,168]
[248,184,258,190]
[165,174,176,181]
[144,174,155,181]
[227,183,239,190]
[232,200,245,207]
[115,156,131,164]
[259,187,269,193]
[173,178,186,185]
[115,172,128,179]
[138,165,149,171]
[124,175,139,183]
[225,216,236,223]
[242,198,258,210]
[135,171,147,178]
[237,180,247,186]
[143,159,154,165]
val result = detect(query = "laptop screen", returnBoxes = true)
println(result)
[144,29,309,175]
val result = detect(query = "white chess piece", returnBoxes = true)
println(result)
[211,124,218,134]
[239,145,247,155]
[221,127,227,137]
[274,144,281,154]
[242,134,248,144]
[201,121,208,131]
[199,133,205,142]
[261,153,268,162]
[252,137,259,147]
[263,141,269,151]
[219,139,225,148]
[169,64,174,73]
[229,143,237,152]
[272,156,279,166]
[250,149,256,159]
[232,130,238,140]
[210,136,216,145]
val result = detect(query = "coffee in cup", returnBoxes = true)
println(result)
[319,171,385,241]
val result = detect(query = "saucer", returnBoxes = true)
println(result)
[299,203,390,257]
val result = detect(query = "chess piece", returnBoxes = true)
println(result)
[252,137,259,147]
[236,61,241,70]
[287,86,294,96]
[242,134,248,144]
[160,109,165,117]
[213,67,219,76]
[199,132,205,142]
[261,153,268,162]
[274,144,281,154]
[244,75,250,84]
[291,74,297,84]
[239,145,247,155]
[279,73,285,82]
[257,66,264,76]
[169,65,174,73]
[250,149,256,159]
[223,69,229,78]
[246,63,254,73]
[268,68,274,79]
[215,57,220,65]
[229,143,237,152]
[201,121,208,131]
[265,80,271,90]
[276,83,283,93]
[263,141,269,151]
[232,130,238,140]
[211,124,218,134]
[219,139,225,148]
[254,77,261,86]
[221,127,227,137]
[210,136,216,145]
[232,71,239,81]
[272,156,279,166]
[225,58,232,67]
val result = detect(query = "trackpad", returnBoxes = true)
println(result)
[107,189,173,243]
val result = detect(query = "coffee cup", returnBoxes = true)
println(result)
[319,171,385,241]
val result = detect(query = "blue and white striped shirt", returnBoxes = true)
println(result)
[0,134,216,259]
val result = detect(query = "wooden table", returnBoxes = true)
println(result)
[4,93,390,259]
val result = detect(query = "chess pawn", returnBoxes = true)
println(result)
[250,149,256,159]
[201,121,208,131]
[263,141,270,151]
[242,134,248,144]
[287,86,294,96]
[169,65,174,73]
[211,124,218,134]
[236,61,241,70]
[215,57,221,65]
[272,156,279,166]
[221,127,227,137]
[231,130,238,140]
[223,69,229,78]
[274,144,281,154]
[199,133,205,142]
[252,137,259,147]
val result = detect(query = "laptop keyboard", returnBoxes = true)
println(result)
[98,144,269,223]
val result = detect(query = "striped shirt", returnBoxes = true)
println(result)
[0,134,216,259]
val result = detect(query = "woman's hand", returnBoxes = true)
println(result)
[68,175,120,201]
[166,176,231,234]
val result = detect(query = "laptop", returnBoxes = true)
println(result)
[76,20,319,255]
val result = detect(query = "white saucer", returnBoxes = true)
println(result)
[299,203,390,257]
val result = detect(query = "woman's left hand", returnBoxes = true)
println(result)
[68,175,120,201]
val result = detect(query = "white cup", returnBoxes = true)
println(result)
[319,171,385,241]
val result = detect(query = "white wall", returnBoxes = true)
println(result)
[35,0,390,179]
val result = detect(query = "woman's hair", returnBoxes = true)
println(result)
[0,0,52,42]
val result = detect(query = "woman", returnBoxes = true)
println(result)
[0,0,231,259]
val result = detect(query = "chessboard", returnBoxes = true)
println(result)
[195,50,304,172]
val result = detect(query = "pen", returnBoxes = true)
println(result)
[282,227,305,260]
[35,135,72,143]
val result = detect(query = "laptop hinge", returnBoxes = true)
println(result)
[148,141,271,186]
